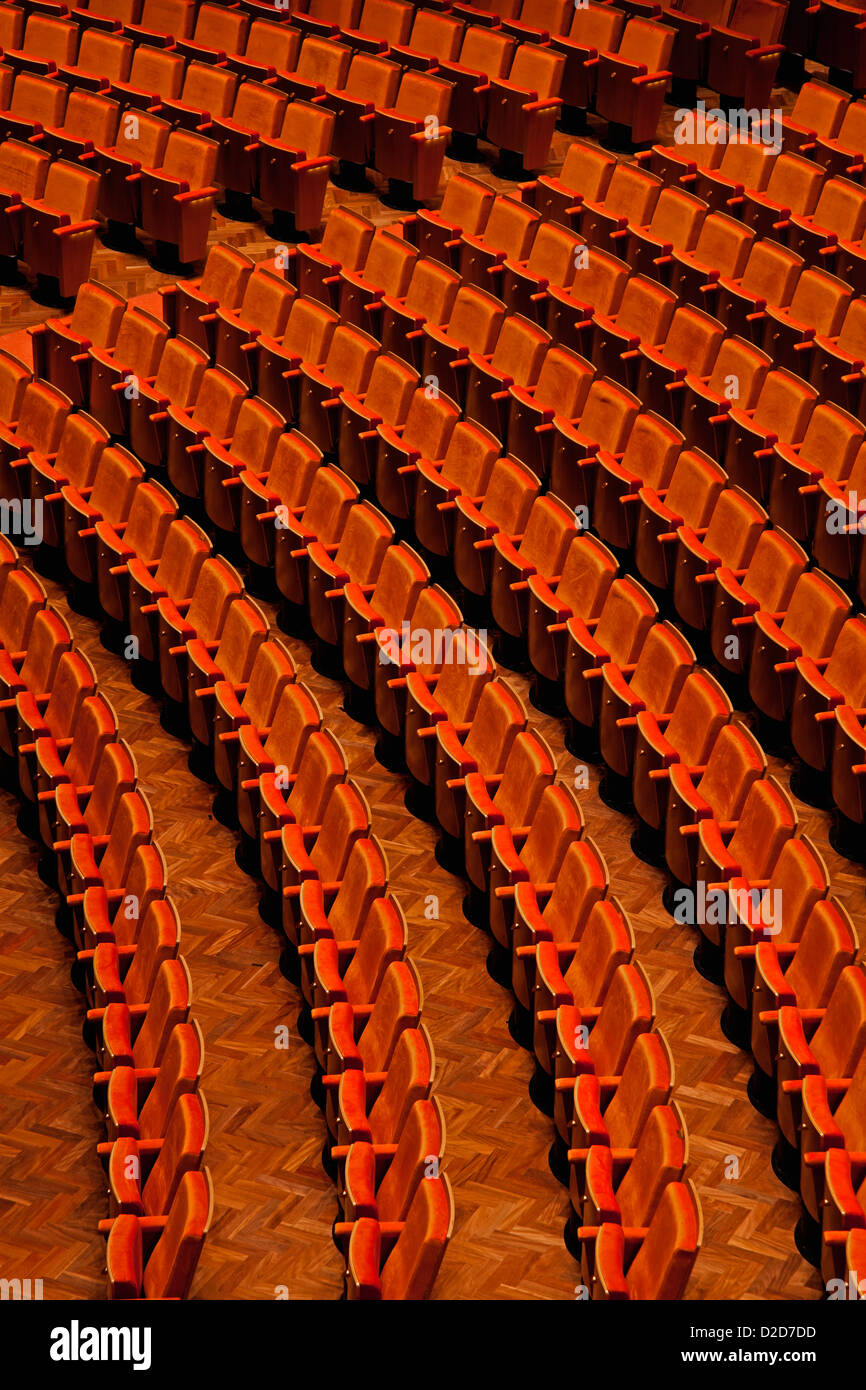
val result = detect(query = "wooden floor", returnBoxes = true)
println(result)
[0,72,863,1301]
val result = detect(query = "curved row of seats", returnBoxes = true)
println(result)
[0,343,455,1299]
[70,257,706,1297]
[20,197,866,846]
[0,539,212,1299]
[88,223,866,1293]
[16,178,866,852]
[0,247,705,1298]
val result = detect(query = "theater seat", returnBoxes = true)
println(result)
[128,516,210,666]
[96,477,176,624]
[434,678,525,845]
[258,99,335,234]
[282,780,372,945]
[138,129,218,267]
[527,531,617,687]
[434,28,516,147]
[593,1179,701,1300]
[166,367,249,501]
[106,1167,212,1300]
[213,637,296,799]
[664,720,765,887]
[633,447,726,593]
[403,172,495,271]
[525,137,616,231]
[127,336,209,471]
[161,244,252,355]
[309,500,394,653]
[31,281,125,409]
[93,110,171,231]
[373,71,452,203]
[732,847,835,1024]
[595,18,674,148]
[511,835,609,1013]
[345,1171,453,1299]
[775,965,866,1147]
[578,1103,687,1287]
[748,568,850,724]
[672,486,766,632]
[157,557,244,707]
[101,1021,203,1144]
[769,400,863,541]
[486,44,564,173]
[20,159,100,299]
[234,681,323,842]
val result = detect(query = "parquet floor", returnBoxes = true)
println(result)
[0,68,863,1300]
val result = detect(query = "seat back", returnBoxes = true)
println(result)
[811,966,866,1078]
[462,679,525,776]
[479,194,540,261]
[612,1180,701,1300]
[706,335,769,405]
[616,16,673,70]
[10,72,67,127]
[702,485,766,568]
[663,670,731,770]
[408,10,464,62]
[780,568,850,656]
[319,206,375,269]
[153,337,208,408]
[0,138,49,200]
[161,130,218,187]
[556,531,617,618]
[557,137,616,201]
[15,379,71,456]
[192,1,249,51]
[127,44,185,100]
[378,1172,453,1300]
[154,517,211,603]
[596,1031,674,1148]
[244,19,301,72]
[281,297,338,366]
[628,621,695,716]
[598,162,661,225]
[506,42,564,98]
[334,501,394,585]
[444,286,505,354]
[698,722,766,821]
[811,176,866,242]
[358,229,417,297]
[178,62,237,117]
[186,557,244,645]
[458,25,515,76]
[278,98,334,157]
[488,314,548,387]
[76,30,134,84]
[613,276,676,344]
[210,596,268,686]
[394,70,451,122]
[141,1168,212,1300]
[190,367,247,438]
[739,526,807,612]
[690,211,754,279]
[579,380,641,454]
[40,159,99,221]
[0,346,29,422]
[231,81,287,136]
[593,575,657,665]
[115,479,174,565]
[783,267,851,338]
[437,172,495,234]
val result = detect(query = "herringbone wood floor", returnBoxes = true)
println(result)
[1,70,864,1300]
